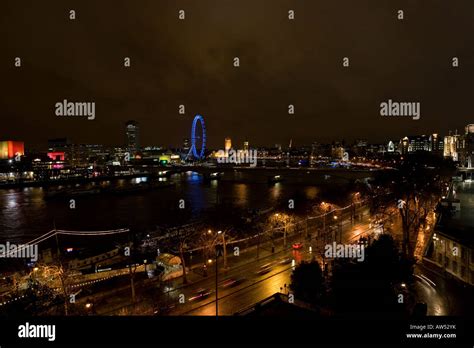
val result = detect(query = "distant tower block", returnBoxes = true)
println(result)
[183,138,190,152]
[243,140,249,152]
[125,120,140,155]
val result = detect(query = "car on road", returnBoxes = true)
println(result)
[292,242,303,250]
[219,278,246,288]
[153,303,176,315]
[278,257,292,265]
[188,288,212,302]
[255,264,273,275]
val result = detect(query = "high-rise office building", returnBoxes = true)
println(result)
[125,120,140,154]
[409,135,430,152]
[429,133,444,156]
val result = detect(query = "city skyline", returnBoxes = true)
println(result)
[3,117,474,152]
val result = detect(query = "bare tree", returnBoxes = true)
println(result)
[198,230,219,268]
[395,170,442,257]
[165,225,199,284]
[30,264,71,315]
[268,212,294,247]
[372,202,394,234]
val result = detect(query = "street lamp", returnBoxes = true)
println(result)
[351,192,360,223]
[217,230,227,269]
[214,244,223,318]
[320,202,330,237]
[85,301,93,315]
[333,215,342,242]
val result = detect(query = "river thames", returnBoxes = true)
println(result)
[0,170,354,243]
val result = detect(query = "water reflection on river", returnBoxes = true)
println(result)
[0,173,325,243]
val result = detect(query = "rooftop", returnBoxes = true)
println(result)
[437,181,474,247]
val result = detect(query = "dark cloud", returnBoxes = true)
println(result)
[1,0,474,150]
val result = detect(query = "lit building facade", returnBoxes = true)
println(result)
[408,135,430,152]
[0,141,25,159]
[444,134,460,161]
[459,125,474,168]
[425,181,474,286]
[426,231,473,285]
[429,133,444,156]
[387,141,395,152]
[399,134,443,155]
[47,152,65,161]
[399,137,410,155]
[243,140,249,152]
[225,137,232,153]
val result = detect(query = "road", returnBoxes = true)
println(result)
[70,204,410,316]
[414,262,474,316]
[73,201,462,318]
[163,206,379,316]
[86,205,457,318]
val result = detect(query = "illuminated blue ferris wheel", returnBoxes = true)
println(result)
[188,114,206,160]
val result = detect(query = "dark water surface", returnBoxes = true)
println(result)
[0,172,327,243]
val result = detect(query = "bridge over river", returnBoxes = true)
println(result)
[149,165,387,185]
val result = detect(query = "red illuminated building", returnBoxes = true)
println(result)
[0,141,25,159]
[47,152,65,161]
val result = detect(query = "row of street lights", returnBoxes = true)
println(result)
[203,193,361,316]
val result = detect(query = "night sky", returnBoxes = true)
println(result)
[2,1,474,150]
